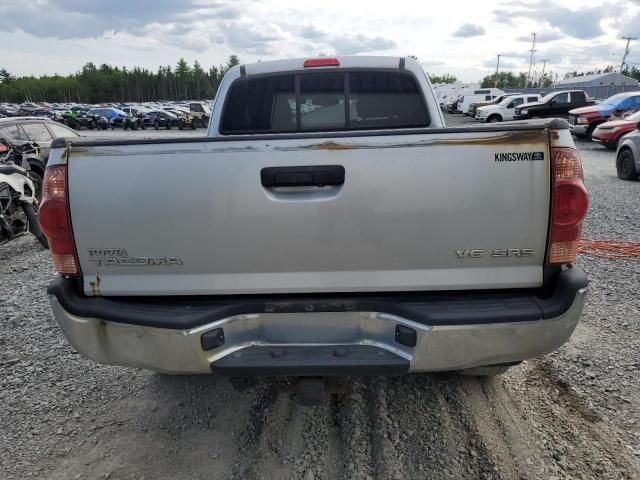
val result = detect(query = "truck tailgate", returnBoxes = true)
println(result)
[66,128,550,296]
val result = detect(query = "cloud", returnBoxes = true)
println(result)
[300,24,329,40]
[618,11,640,37]
[453,24,486,38]
[482,58,519,69]
[0,0,223,39]
[299,25,397,55]
[516,30,564,43]
[537,7,606,39]
[420,59,446,67]
[329,34,397,55]
[49,0,201,23]
[221,21,291,55]
[134,22,218,52]
[494,1,622,40]
[2,0,640,84]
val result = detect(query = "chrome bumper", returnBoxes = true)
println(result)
[49,287,588,375]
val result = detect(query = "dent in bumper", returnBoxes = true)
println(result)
[49,287,588,375]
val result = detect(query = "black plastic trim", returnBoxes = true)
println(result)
[48,266,588,330]
[261,165,345,187]
[210,345,409,376]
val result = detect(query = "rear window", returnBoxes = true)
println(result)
[220,70,429,134]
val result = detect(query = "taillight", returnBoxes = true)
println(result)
[547,148,589,264]
[303,58,340,68]
[39,165,80,276]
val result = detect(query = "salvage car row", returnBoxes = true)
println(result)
[445,89,640,181]
[0,101,213,197]
[0,101,212,131]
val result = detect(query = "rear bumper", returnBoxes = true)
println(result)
[48,268,588,375]
[570,124,588,135]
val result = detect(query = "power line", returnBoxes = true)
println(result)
[527,33,537,86]
[620,35,637,73]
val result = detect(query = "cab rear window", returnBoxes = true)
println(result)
[220,70,430,134]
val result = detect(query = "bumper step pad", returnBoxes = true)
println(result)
[211,345,409,377]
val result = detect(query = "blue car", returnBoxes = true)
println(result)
[89,108,142,130]
[569,92,640,139]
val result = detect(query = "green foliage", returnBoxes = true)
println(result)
[0,68,15,83]
[539,75,554,88]
[481,71,528,88]
[0,56,241,103]
[406,56,457,84]
[429,74,457,84]
[562,65,639,82]
[480,71,554,88]
[622,66,640,82]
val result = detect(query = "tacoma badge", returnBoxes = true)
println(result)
[86,248,183,266]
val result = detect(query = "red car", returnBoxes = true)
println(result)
[569,92,640,140]
[592,110,640,149]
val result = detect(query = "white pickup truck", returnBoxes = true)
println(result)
[40,56,589,385]
[476,94,542,123]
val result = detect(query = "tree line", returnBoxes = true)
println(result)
[2,57,639,104]
[0,56,240,104]
[480,71,554,89]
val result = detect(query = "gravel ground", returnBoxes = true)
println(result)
[1,118,639,480]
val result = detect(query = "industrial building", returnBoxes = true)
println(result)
[555,72,639,88]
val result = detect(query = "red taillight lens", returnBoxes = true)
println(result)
[303,58,340,68]
[39,165,80,276]
[547,148,588,264]
[553,183,588,225]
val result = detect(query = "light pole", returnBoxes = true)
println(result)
[527,33,537,87]
[620,35,637,73]
[539,59,549,87]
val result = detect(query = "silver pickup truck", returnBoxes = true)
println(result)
[40,56,589,381]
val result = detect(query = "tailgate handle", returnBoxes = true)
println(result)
[261,165,345,188]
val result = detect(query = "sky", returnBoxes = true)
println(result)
[1,0,639,83]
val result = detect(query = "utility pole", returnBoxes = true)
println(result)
[539,59,549,87]
[620,35,637,73]
[494,54,501,87]
[527,32,537,87]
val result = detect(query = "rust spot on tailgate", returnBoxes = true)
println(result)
[89,275,101,296]
[276,130,548,152]
[428,130,546,146]
[67,147,90,158]
[305,141,356,151]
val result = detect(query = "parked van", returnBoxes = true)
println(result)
[476,94,542,122]
[457,88,504,114]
